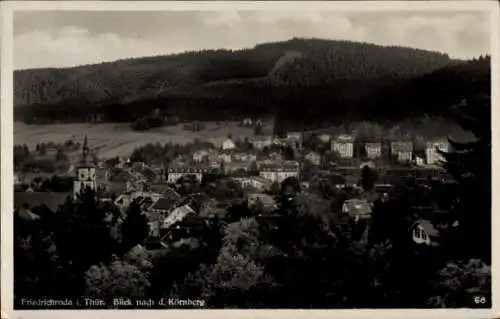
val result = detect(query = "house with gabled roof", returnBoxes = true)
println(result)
[391,141,413,162]
[304,151,321,166]
[246,193,277,211]
[193,149,218,163]
[365,142,382,159]
[257,160,300,183]
[232,152,258,163]
[149,196,181,215]
[162,204,196,229]
[233,176,273,192]
[410,219,442,247]
[222,137,236,150]
[166,163,217,184]
[331,134,355,158]
[426,138,449,165]
[317,133,331,143]
[342,199,372,222]
[16,206,41,221]
[249,136,273,149]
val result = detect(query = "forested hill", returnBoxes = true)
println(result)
[15,37,485,125]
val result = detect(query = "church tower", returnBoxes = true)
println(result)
[74,135,97,199]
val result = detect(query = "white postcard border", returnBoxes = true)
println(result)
[1,1,499,319]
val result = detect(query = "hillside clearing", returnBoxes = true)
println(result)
[14,121,274,159]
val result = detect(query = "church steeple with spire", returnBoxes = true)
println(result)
[74,134,97,198]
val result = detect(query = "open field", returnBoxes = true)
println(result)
[14,121,274,159]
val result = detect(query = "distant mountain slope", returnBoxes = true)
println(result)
[15,38,452,106]
[13,37,489,127]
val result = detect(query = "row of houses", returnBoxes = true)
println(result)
[331,135,450,164]
[217,133,449,165]
[164,159,301,185]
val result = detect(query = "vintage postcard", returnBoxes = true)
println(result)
[1,1,499,319]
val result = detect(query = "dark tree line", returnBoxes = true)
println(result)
[129,139,214,165]
[438,94,491,263]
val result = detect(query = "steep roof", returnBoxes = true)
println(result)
[163,204,196,228]
[17,207,41,221]
[162,186,182,199]
[247,193,277,207]
[257,160,299,170]
[250,176,273,187]
[333,134,355,143]
[149,187,182,211]
[14,192,70,213]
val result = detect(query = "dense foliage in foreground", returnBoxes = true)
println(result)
[14,94,491,308]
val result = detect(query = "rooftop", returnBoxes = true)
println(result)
[163,204,196,228]
[391,141,414,152]
[334,134,355,142]
[16,206,41,221]
[247,193,277,207]
[14,191,71,212]
[365,142,382,147]
[150,197,180,212]
[343,199,372,217]
[413,219,440,238]
[257,160,300,170]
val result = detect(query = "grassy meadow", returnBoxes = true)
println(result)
[14,121,274,159]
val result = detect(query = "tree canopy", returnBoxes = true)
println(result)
[15,38,488,129]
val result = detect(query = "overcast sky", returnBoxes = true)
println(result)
[13,10,491,70]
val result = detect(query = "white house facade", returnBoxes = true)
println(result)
[167,166,216,183]
[332,135,355,158]
[391,141,413,162]
[222,138,236,150]
[365,143,382,159]
[426,139,449,164]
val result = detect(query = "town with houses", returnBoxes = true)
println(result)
[14,124,454,251]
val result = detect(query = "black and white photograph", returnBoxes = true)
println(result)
[1,0,498,316]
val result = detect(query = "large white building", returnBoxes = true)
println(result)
[365,142,382,159]
[258,161,300,183]
[331,135,355,158]
[74,135,97,199]
[167,165,217,183]
[391,141,413,162]
[426,139,449,164]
